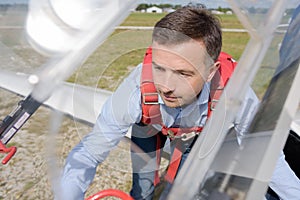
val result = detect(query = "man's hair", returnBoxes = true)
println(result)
[153,6,222,61]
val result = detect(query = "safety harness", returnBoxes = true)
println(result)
[140,47,237,184]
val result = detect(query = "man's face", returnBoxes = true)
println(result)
[152,40,217,108]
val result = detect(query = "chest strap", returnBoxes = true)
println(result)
[161,125,203,140]
[162,126,203,183]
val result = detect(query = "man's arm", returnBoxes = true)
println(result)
[235,88,300,199]
[233,87,260,143]
[60,142,101,199]
[269,151,300,199]
[58,65,143,199]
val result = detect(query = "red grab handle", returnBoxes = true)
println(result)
[0,141,17,164]
[85,189,133,200]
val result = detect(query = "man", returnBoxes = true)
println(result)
[60,5,300,200]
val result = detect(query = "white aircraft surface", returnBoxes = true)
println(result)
[0,0,300,199]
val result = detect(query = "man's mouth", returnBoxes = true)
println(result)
[162,94,178,102]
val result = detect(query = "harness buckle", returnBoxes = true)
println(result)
[180,132,197,141]
[143,93,159,105]
[167,130,175,139]
[210,99,219,111]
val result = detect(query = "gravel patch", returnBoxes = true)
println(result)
[0,90,133,199]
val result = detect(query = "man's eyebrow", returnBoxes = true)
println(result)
[152,61,195,75]
[152,61,161,67]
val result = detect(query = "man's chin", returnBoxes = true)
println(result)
[163,98,197,108]
[163,100,182,108]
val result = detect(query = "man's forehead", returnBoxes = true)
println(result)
[152,40,206,53]
[152,40,209,66]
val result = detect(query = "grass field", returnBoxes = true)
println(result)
[120,12,245,29]
[120,12,167,27]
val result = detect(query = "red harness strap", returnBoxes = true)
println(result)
[208,52,237,116]
[162,126,203,183]
[140,47,162,124]
[140,47,237,184]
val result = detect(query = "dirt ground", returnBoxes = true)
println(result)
[0,90,133,200]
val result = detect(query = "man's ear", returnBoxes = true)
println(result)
[207,61,220,82]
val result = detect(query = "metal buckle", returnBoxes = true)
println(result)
[143,93,159,105]
[167,131,199,141]
[167,130,175,139]
[180,132,197,141]
[210,99,219,111]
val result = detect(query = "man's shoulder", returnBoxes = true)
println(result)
[127,63,143,82]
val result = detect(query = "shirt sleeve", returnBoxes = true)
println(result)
[269,151,300,200]
[59,65,143,199]
[234,87,260,143]
[233,88,300,199]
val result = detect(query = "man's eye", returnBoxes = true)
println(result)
[154,66,164,71]
[179,72,192,77]
[180,73,189,76]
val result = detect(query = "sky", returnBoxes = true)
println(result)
[0,0,299,9]
[0,0,27,4]
[0,0,230,8]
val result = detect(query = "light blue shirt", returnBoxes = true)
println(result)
[59,64,300,200]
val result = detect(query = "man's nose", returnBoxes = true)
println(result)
[159,72,176,92]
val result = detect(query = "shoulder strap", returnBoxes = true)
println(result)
[140,47,162,124]
[209,51,237,114]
